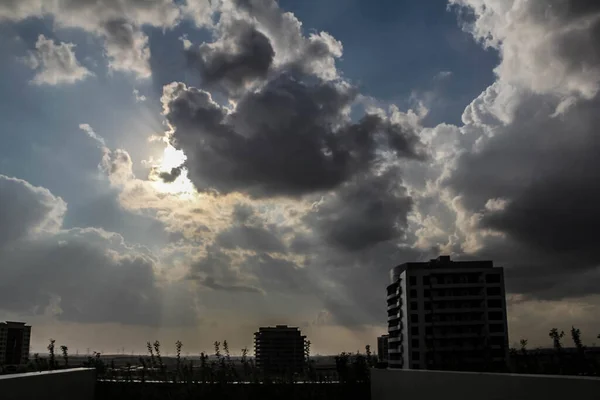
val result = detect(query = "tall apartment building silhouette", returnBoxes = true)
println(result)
[0,321,31,366]
[386,256,508,372]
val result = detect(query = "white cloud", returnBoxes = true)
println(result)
[25,35,92,85]
[434,70,452,80]
[133,88,147,102]
[79,123,106,147]
[450,0,600,99]
[3,0,181,79]
[102,20,152,79]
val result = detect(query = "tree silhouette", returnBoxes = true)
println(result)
[47,339,56,370]
[549,328,565,374]
[571,326,587,375]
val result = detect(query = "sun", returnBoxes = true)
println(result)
[152,144,196,197]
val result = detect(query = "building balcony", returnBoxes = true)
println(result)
[388,315,402,323]
[388,335,403,344]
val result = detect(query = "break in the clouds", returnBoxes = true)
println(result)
[2,0,600,351]
[24,35,92,85]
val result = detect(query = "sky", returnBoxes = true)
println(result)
[1,0,599,356]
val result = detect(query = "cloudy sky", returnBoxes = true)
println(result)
[1,0,599,355]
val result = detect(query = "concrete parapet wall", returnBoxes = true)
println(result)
[371,368,600,400]
[0,368,95,400]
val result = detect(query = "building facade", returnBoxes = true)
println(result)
[386,256,508,372]
[0,321,31,366]
[377,335,389,363]
[254,325,308,376]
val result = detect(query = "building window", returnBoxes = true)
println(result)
[412,351,420,361]
[412,363,420,369]
[411,339,419,348]
[424,289,430,297]
[487,299,502,308]
[489,324,504,333]
[492,349,505,358]
[410,302,418,311]
[423,276,430,285]
[487,287,501,296]
[425,327,432,335]
[411,327,419,335]
[409,276,417,286]
[488,311,503,320]
[410,314,419,323]
[486,274,501,283]
[410,289,418,298]
[491,336,505,346]
[424,314,432,322]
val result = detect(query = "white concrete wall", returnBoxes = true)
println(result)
[0,368,96,400]
[371,368,600,400]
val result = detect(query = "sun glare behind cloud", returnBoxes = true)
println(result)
[152,144,196,196]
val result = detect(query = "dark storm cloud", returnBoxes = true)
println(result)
[188,246,264,294]
[231,203,254,224]
[159,166,183,183]
[0,234,158,324]
[446,89,600,301]
[313,243,426,327]
[441,0,600,303]
[163,74,424,198]
[305,168,413,252]
[186,19,275,96]
[246,252,311,294]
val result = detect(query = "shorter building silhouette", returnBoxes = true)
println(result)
[254,325,308,376]
[0,321,31,366]
[377,334,389,363]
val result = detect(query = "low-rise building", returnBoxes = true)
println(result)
[377,335,389,363]
[254,325,308,376]
[0,321,31,366]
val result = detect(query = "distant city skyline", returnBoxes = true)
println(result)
[1,0,599,355]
